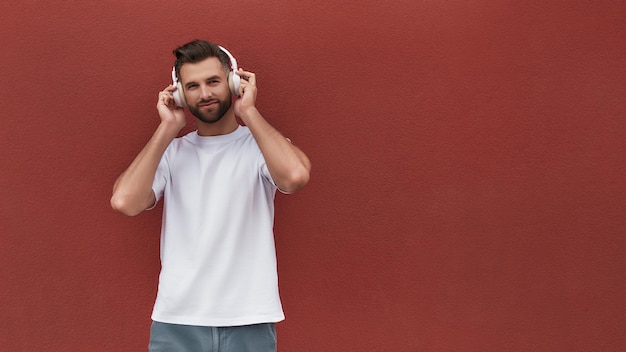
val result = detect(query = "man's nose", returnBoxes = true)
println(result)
[200,85,213,99]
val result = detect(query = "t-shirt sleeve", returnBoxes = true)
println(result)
[147,154,169,210]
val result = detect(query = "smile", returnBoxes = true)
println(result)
[199,100,218,109]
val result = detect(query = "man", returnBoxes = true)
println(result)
[111,39,311,352]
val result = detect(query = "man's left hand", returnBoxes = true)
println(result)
[234,68,258,119]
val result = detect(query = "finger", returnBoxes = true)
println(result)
[237,68,256,85]
[238,80,255,96]
[158,91,174,107]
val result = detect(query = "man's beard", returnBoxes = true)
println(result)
[188,96,232,124]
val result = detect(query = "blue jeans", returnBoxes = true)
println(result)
[148,321,277,352]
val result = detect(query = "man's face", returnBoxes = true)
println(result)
[180,57,231,124]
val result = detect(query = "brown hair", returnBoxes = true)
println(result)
[172,40,231,80]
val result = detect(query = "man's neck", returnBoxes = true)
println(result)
[196,110,239,136]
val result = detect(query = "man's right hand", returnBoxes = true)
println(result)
[157,85,186,132]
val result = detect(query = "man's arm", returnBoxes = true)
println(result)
[234,69,311,193]
[110,86,186,216]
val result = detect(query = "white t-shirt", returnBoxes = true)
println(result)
[150,126,285,326]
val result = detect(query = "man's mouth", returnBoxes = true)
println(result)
[199,100,218,109]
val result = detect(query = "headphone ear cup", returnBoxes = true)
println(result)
[229,71,241,96]
[173,81,187,107]
[171,67,186,107]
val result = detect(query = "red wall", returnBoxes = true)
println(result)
[2,1,625,351]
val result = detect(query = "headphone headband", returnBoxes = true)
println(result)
[218,46,238,72]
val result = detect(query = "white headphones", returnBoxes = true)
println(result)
[171,45,241,107]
